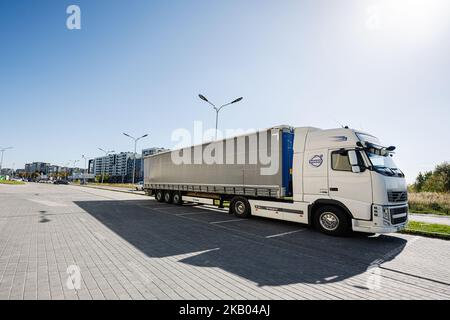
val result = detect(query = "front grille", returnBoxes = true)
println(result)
[388,191,408,202]
[390,206,408,225]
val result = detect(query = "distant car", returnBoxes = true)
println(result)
[54,180,69,185]
[136,181,144,191]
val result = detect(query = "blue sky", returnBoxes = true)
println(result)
[0,0,449,182]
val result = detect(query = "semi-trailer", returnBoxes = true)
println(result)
[143,126,408,236]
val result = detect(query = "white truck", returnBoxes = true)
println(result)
[143,126,408,236]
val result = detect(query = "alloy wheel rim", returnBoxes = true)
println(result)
[319,212,339,231]
[235,201,246,215]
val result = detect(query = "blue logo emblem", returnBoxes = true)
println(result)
[309,155,323,167]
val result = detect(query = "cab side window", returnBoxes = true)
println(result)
[331,151,352,172]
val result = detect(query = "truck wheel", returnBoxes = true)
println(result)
[164,191,173,204]
[230,196,251,218]
[155,190,164,202]
[314,205,350,236]
[173,192,183,205]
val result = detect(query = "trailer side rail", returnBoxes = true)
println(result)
[145,183,283,198]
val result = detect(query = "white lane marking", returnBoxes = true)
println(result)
[370,235,421,266]
[265,229,305,238]
[200,205,229,213]
[175,212,210,216]
[210,219,245,224]
[27,198,68,207]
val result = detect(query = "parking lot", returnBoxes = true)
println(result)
[0,183,449,300]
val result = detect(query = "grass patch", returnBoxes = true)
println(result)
[401,221,450,240]
[408,192,450,215]
[0,180,25,185]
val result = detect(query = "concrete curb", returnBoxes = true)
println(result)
[400,229,450,240]
[80,185,149,197]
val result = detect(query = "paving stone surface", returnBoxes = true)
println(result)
[0,183,449,300]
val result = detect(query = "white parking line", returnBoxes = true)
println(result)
[265,229,305,238]
[210,219,245,224]
[27,198,68,207]
[176,212,209,216]
[200,205,229,213]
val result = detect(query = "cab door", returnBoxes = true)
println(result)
[303,149,329,199]
[328,149,373,221]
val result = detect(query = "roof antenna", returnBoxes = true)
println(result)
[332,118,345,128]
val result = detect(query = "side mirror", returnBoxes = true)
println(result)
[348,150,363,173]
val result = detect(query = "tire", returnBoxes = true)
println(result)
[314,205,350,236]
[172,192,183,205]
[164,191,173,204]
[155,190,164,202]
[230,196,251,218]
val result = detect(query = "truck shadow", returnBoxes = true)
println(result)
[74,199,407,288]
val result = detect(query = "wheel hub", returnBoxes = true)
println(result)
[319,212,339,231]
[235,201,245,215]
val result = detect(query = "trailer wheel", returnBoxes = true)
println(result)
[173,192,183,205]
[155,190,164,202]
[164,191,173,204]
[314,205,350,236]
[230,196,251,218]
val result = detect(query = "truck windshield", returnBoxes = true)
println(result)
[356,132,404,177]
[365,149,404,177]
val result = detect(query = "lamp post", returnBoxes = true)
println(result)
[0,147,13,172]
[71,160,79,182]
[82,155,90,185]
[63,162,71,181]
[122,133,148,185]
[98,148,115,184]
[198,95,243,140]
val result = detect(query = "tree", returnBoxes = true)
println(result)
[414,172,426,192]
[412,162,450,193]
[95,174,110,183]
[434,162,450,192]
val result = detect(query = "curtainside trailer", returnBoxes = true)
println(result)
[144,125,409,236]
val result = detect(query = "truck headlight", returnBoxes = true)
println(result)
[383,207,390,220]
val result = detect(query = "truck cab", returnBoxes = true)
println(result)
[294,127,408,235]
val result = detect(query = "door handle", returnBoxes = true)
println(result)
[330,187,338,191]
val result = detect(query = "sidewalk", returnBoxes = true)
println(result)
[409,213,450,226]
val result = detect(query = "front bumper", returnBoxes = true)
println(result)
[352,204,408,234]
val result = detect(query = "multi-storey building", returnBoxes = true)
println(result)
[90,152,134,182]
[24,162,50,174]
[89,148,168,183]
[142,147,169,157]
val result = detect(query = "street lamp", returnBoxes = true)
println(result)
[98,148,115,184]
[0,147,13,172]
[123,133,148,185]
[81,155,90,185]
[72,160,79,168]
[198,94,243,140]
[62,162,71,181]
[71,160,80,182]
